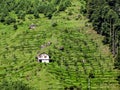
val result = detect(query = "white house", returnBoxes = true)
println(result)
[29,24,36,29]
[37,53,49,63]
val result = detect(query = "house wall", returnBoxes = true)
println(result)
[37,54,50,63]
[39,54,49,59]
[42,59,49,63]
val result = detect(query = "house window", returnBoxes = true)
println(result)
[44,56,47,58]
[39,60,42,62]
[38,55,42,58]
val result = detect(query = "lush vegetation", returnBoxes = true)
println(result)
[0,0,119,89]
[0,80,32,90]
[0,0,71,24]
[85,0,120,84]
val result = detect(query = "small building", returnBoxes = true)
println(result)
[37,53,50,63]
[29,24,36,29]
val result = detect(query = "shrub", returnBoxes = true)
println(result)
[68,11,73,15]
[28,16,34,20]
[13,24,18,30]
[46,13,53,19]
[89,72,95,78]
[34,12,40,19]
[4,16,16,25]
[17,10,26,20]
[0,80,33,90]
[58,0,71,11]
[116,75,120,84]
[51,22,57,27]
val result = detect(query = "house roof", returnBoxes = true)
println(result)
[37,53,49,58]
[29,24,36,29]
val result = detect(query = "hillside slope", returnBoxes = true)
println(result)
[0,0,119,89]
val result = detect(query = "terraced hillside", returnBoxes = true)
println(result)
[0,0,119,90]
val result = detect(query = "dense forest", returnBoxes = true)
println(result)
[0,0,71,25]
[86,0,120,69]
[0,0,119,89]
[85,0,120,83]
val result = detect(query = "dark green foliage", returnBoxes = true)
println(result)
[0,13,7,22]
[68,11,73,15]
[13,24,18,30]
[86,0,120,72]
[17,10,26,20]
[89,72,95,78]
[34,11,40,19]
[4,16,16,25]
[45,13,53,19]
[0,80,32,90]
[51,0,61,5]
[114,47,120,69]
[0,0,70,24]
[64,85,82,90]
[37,3,47,13]
[58,0,71,11]
[44,3,56,19]
[116,75,120,84]
[51,22,58,27]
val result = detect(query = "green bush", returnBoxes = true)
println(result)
[4,16,16,25]
[51,22,58,27]
[34,11,40,19]
[117,75,120,84]
[0,80,33,90]
[45,13,53,19]
[58,0,71,11]
[13,24,18,30]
